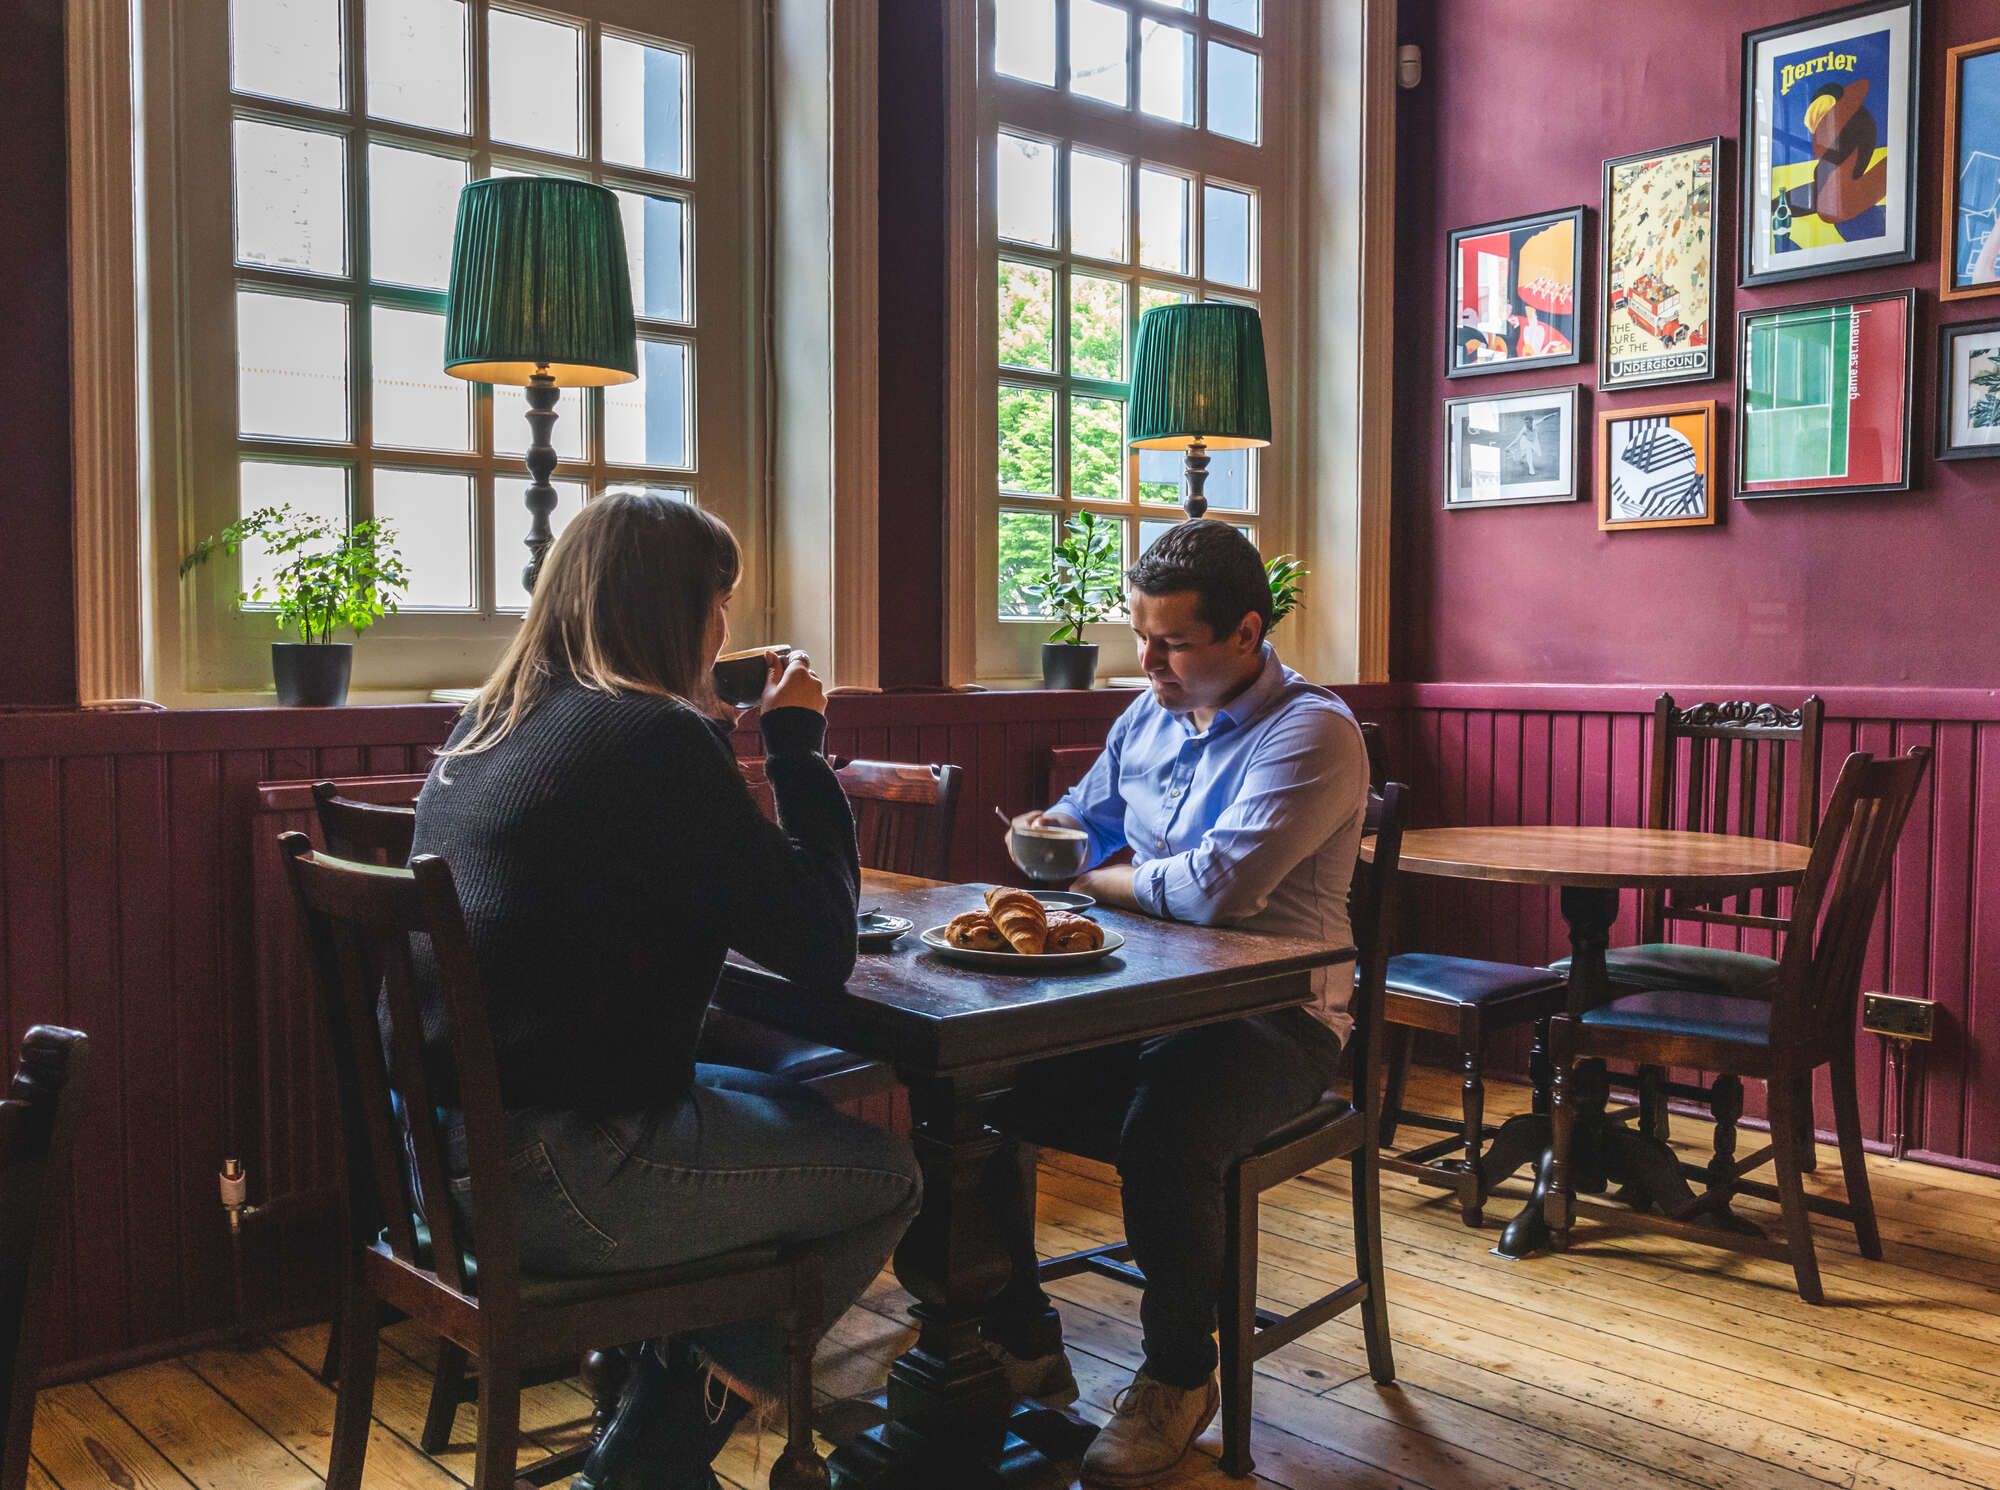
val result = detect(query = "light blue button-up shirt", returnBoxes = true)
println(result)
[1051,644,1368,1038]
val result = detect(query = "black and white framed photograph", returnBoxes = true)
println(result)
[1938,316,2000,459]
[1740,0,1922,287]
[1443,385,1581,509]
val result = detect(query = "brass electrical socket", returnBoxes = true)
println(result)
[1862,992,1936,1041]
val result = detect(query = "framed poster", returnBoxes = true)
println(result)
[1442,385,1581,509]
[1937,317,2000,459]
[1447,208,1586,378]
[1740,0,1921,287]
[1940,37,2000,300]
[1597,401,1719,531]
[1734,289,1913,498]
[1601,139,1720,390]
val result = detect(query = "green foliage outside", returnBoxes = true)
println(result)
[182,504,409,644]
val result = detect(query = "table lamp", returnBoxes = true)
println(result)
[444,176,637,593]
[1127,302,1271,519]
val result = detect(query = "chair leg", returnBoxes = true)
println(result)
[1458,1018,1486,1228]
[325,1282,379,1490]
[1218,1174,1260,1478]
[1705,1075,1743,1204]
[318,1309,342,1385]
[771,1266,830,1490]
[420,1340,471,1453]
[1766,1080,1824,1304]
[470,1352,523,1490]
[1349,1147,1395,1387]
[1828,1053,1882,1261]
[1793,1073,1819,1174]
[1638,1064,1671,1143]
[1378,1024,1415,1151]
[1544,1025,1575,1249]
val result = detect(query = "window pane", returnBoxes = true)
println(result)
[1070,394,1126,501]
[238,291,349,441]
[998,385,1055,495]
[366,0,468,132]
[238,460,349,600]
[1138,168,1190,273]
[1203,182,1254,287]
[998,261,1056,371]
[1206,40,1260,144]
[373,468,474,609]
[1139,20,1194,124]
[1070,149,1129,262]
[604,482,692,502]
[495,382,586,460]
[495,477,586,611]
[602,34,688,176]
[605,340,692,468]
[997,132,1057,247]
[1069,0,1130,108]
[369,145,466,289]
[371,306,471,451]
[1139,516,1178,554]
[1204,449,1252,510]
[1139,283,1190,317]
[614,190,689,322]
[1139,448,1185,505]
[994,0,1056,86]
[1209,0,1261,34]
[998,509,1054,618]
[231,0,342,109]
[489,9,582,156]
[1069,274,1126,380]
[234,121,347,277]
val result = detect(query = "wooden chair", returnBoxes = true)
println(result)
[1038,782,1404,1478]
[278,833,830,1490]
[1363,724,1568,1227]
[1545,748,1930,1303]
[1549,694,1824,1145]
[0,1026,89,1490]
[313,779,419,864]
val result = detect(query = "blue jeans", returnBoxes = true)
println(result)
[458,1064,921,1398]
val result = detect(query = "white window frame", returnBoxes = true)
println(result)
[131,0,766,702]
[945,0,1395,688]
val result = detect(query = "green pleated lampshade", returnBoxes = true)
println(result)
[1127,303,1272,450]
[443,177,637,388]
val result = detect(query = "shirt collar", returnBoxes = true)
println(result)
[1179,643,1288,738]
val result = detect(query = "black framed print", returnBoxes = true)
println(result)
[1443,385,1581,509]
[1938,316,2000,459]
[1601,138,1721,390]
[1447,208,1587,379]
[1740,0,1922,287]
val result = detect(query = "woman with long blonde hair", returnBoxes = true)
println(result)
[412,491,919,1490]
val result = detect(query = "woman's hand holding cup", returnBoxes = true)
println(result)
[762,649,827,715]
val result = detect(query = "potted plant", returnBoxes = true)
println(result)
[1030,510,1123,690]
[1265,553,1309,635]
[181,504,409,706]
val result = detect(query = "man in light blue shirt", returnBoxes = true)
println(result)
[983,521,1369,1487]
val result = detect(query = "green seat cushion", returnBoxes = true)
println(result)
[1579,989,1771,1046]
[1549,944,1777,996]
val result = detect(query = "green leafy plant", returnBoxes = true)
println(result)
[181,504,409,644]
[1265,553,1309,634]
[1030,510,1124,645]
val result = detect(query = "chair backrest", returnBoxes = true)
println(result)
[0,1026,89,1490]
[1356,721,1390,795]
[1770,748,1929,1051]
[279,833,523,1312]
[836,760,964,880]
[313,781,418,865]
[1643,692,1825,939]
[1349,782,1407,1113]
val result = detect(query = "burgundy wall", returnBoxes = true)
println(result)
[1393,0,2000,688]
[1,0,78,707]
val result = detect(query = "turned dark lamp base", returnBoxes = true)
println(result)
[520,366,563,595]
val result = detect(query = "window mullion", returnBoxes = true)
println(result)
[346,0,373,526]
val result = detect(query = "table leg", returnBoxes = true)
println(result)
[829,1072,1078,1490]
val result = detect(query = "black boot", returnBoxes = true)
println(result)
[573,1341,753,1490]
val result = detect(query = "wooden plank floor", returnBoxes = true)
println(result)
[32,1065,2000,1490]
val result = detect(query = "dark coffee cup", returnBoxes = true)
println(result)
[712,645,793,707]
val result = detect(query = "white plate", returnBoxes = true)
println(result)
[918,924,1124,968]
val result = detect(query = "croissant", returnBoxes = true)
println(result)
[984,887,1048,955]
[1045,913,1104,952]
[944,912,1006,951]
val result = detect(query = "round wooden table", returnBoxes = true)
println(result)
[1378,825,1810,1257]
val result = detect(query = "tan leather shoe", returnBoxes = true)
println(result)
[1080,1370,1219,1487]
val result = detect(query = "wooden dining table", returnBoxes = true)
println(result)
[715,869,1355,1490]
[1368,825,1810,1259]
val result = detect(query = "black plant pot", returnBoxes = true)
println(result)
[272,642,354,707]
[1041,642,1099,690]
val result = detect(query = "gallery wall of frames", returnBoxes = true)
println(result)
[1396,0,2000,690]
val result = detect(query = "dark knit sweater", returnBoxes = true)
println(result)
[410,680,859,1114]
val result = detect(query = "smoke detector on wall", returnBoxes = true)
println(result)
[1398,44,1422,90]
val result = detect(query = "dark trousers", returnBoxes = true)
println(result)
[981,1008,1341,1389]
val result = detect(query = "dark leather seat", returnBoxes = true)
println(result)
[1579,988,1772,1046]
[1549,943,1777,997]
[1385,953,1565,1005]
